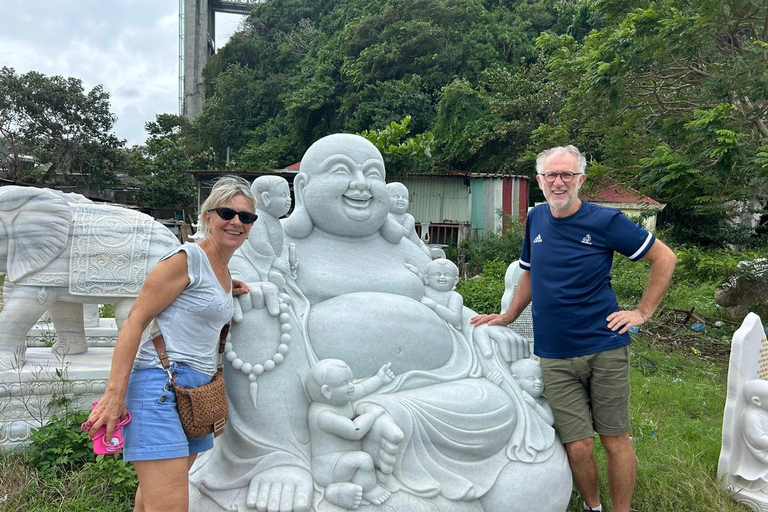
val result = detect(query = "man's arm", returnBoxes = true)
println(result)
[470,270,532,327]
[607,239,677,334]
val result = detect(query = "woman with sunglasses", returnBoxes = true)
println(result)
[85,176,257,512]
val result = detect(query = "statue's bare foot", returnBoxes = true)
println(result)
[363,485,391,505]
[325,482,363,509]
[247,466,313,512]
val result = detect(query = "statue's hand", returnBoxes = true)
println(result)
[234,281,281,322]
[473,324,529,361]
[487,370,503,386]
[521,390,536,407]
[420,297,437,309]
[376,362,395,384]
[273,257,291,275]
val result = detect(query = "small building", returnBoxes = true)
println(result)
[580,178,666,232]
[187,167,529,247]
[401,171,529,246]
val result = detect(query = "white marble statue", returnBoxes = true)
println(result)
[0,186,180,369]
[237,175,296,287]
[306,359,402,509]
[719,313,768,511]
[508,358,554,426]
[410,258,464,328]
[189,133,571,512]
[387,182,432,258]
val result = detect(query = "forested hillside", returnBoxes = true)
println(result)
[188,0,766,245]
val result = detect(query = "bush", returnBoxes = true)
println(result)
[27,411,92,473]
[458,260,508,314]
[460,218,524,277]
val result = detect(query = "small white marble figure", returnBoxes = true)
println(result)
[0,186,180,369]
[243,176,295,286]
[387,182,432,257]
[719,313,768,511]
[189,134,571,512]
[409,258,463,328]
[733,379,768,492]
[508,358,554,426]
[306,359,401,509]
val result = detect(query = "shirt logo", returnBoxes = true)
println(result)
[581,234,592,245]
[533,234,543,243]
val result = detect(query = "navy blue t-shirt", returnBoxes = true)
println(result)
[520,201,655,358]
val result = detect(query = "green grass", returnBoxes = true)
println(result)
[0,452,135,511]
[563,325,751,511]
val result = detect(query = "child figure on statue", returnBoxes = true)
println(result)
[418,258,463,328]
[305,359,403,510]
[387,182,432,257]
[247,176,296,284]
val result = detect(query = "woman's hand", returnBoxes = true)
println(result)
[85,391,129,444]
[232,279,250,296]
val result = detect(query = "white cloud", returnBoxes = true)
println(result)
[1,1,246,147]
[1,0,180,146]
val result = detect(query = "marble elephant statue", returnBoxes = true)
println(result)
[0,185,180,369]
[188,134,572,512]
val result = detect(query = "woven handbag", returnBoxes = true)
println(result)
[151,322,229,438]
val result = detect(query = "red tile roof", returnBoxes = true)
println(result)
[582,178,661,205]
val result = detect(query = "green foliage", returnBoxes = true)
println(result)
[27,411,91,474]
[191,0,579,170]
[99,304,115,319]
[360,115,435,176]
[0,451,136,511]
[457,259,508,314]
[537,0,768,245]
[460,219,525,276]
[0,67,124,191]
[129,114,198,218]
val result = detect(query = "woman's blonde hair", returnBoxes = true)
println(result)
[194,176,256,240]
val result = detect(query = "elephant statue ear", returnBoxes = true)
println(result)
[0,186,72,281]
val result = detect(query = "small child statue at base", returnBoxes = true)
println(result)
[732,378,768,492]
[306,359,404,510]
[509,358,554,426]
[489,358,554,426]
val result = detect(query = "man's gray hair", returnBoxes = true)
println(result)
[194,176,256,240]
[535,145,587,175]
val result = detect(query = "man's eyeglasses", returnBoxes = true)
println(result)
[208,207,257,224]
[538,171,584,183]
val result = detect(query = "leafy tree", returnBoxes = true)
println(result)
[0,67,124,191]
[360,115,435,176]
[195,0,579,170]
[537,0,768,244]
[129,114,199,218]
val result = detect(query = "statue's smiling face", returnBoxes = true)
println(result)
[302,136,389,236]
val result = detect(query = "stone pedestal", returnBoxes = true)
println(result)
[26,318,118,349]
[0,347,113,450]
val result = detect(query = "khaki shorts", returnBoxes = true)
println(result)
[539,344,631,444]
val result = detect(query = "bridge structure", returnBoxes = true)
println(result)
[179,0,260,120]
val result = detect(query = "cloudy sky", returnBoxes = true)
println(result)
[2,1,243,147]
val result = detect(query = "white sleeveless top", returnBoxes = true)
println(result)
[133,243,234,375]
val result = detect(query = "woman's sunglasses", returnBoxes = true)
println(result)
[207,207,257,224]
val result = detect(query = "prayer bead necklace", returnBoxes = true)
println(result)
[223,294,292,381]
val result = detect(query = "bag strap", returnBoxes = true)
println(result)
[150,320,231,381]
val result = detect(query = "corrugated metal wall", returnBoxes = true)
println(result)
[401,176,470,224]
[400,175,529,238]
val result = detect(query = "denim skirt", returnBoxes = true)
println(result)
[122,362,214,462]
